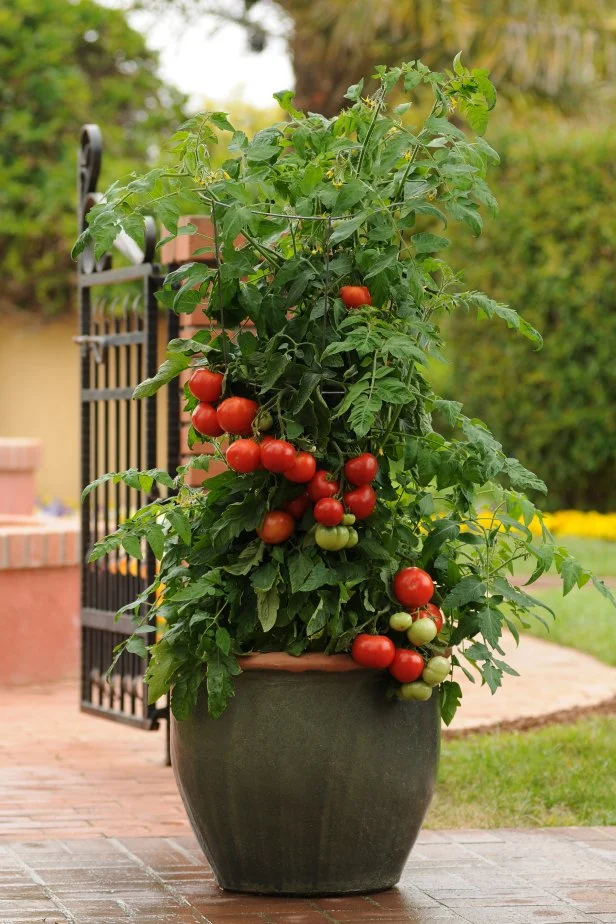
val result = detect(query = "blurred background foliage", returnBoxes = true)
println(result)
[0,0,185,317]
[447,128,616,512]
[1,0,615,509]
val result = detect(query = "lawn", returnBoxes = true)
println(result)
[510,535,616,666]
[520,586,616,667]
[427,715,616,828]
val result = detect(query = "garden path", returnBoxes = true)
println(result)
[1,634,615,841]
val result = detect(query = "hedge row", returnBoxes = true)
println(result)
[448,128,616,511]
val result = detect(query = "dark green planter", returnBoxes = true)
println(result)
[171,658,440,896]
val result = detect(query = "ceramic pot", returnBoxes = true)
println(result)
[171,653,440,896]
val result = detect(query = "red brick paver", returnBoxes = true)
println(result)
[1,827,615,923]
[0,682,187,841]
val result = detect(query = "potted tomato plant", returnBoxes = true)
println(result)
[75,57,614,896]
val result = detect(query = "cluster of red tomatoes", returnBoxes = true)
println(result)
[189,368,380,548]
[255,448,378,548]
[189,369,262,439]
[351,567,451,701]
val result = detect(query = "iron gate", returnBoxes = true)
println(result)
[77,124,180,735]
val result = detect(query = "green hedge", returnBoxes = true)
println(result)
[448,128,616,511]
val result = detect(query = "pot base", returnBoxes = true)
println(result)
[172,666,440,896]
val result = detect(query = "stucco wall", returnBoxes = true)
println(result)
[0,311,168,507]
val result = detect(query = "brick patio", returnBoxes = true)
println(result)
[2,827,616,923]
[2,681,616,922]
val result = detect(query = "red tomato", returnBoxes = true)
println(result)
[344,452,378,486]
[344,484,376,520]
[307,470,340,502]
[284,492,310,519]
[340,285,372,309]
[188,368,224,403]
[393,567,434,608]
[389,649,425,683]
[257,511,295,544]
[216,397,259,435]
[192,402,224,438]
[351,634,395,669]
[284,451,317,483]
[226,439,261,473]
[313,497,344,527]
[412,603,444,634]
[261,439,296,473]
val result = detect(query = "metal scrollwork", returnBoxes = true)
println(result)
[77,123,156,273]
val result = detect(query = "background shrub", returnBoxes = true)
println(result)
[447,128,616,511]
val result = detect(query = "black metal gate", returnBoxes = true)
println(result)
[77,124,179,735]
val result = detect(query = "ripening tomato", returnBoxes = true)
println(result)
[397,680,433,702]
[315,524,349,551]
[313,497,344,527]
[188,368,224,403]
[284,451,317,483]
[413,603,444,634]
[226,439,261,473]
[284,492,311,519]
[389,649,425,683]
[344,453,378,486]
[340,285,372,309]
[351,634,395,669]
[422,656,451,686]
[407,618,437,646]
[344,484,376,520]
[192,402,224,438]
[257,510,295,544]
[261,439,296,473]
[393,567,434,608]
[216,397,259,435]
[307,470,340,502]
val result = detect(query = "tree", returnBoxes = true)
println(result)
[0,0,185,315]
[148,0,616,116]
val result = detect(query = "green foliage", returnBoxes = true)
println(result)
[447,129,616,511]
[78,60,614,723]
[0,0,185,314]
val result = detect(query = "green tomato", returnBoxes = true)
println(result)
[255,409,274,431]
[344,527,359,548]
[422,656,451,687]
[389,611,414,632]
[342,513,356,526]
[407,618,437,646]
[396,680,433,702]
[315,525,350,551]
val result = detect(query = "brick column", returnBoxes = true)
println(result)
[0,438,43,515]
[161,217,226,486]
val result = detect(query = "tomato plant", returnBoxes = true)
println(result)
[344,484,376,520]
[389,649,424,683]
[261,439,296,473]
[351,634,395,669]
[308,470,340,502]
[344,453,378,486]
[340,286,372,310]
[284,452,317,484]
[313,497,344,526]
[192,402,224,438]
[217,397,259,435]
[257,511,295,544]
[77,58,614,725]
[188,369,224,403]
[393,568,434,608]
[226,439,261,474]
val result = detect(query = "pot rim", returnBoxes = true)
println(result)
[237,652,369,673]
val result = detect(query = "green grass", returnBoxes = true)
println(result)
[520,586,616,667]
[426,716,616,828]
[514,537,616,578]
